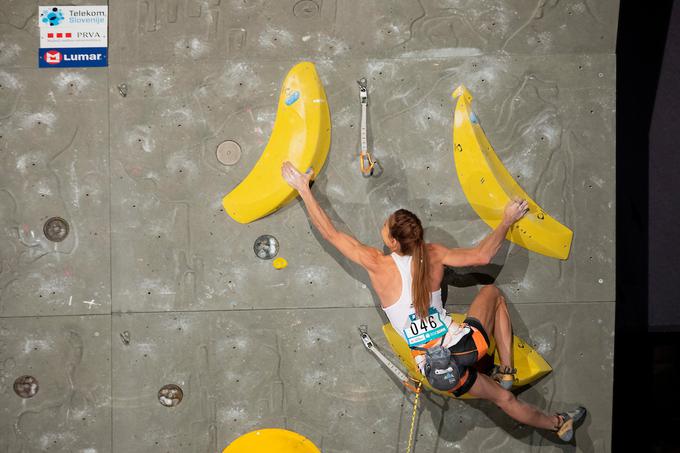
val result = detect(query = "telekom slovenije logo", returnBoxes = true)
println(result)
[44,50,62,64]
[41,7,65,26]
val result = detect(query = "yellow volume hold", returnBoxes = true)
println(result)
[383,313,552,399]
[451,85,573,260]
[223,62,331,223]
[223,429,320,453]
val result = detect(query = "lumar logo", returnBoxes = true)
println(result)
[43,50,104,65]
[41,8,64,26]
[64,53,103,62]
[44,50,62,64]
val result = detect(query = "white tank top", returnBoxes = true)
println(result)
[382,253,445,335]
[382,253,469,361]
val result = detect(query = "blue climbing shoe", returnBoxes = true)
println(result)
[555,406,587,442]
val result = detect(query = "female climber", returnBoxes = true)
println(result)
[281,161,586,442]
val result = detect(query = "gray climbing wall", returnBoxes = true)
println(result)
[0,0,617,451]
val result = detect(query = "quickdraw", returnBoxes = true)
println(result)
[358,326,420,393]
[357,78,381,177]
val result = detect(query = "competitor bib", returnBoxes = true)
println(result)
[403,306,449,347]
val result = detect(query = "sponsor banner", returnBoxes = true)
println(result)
[39,6,108,68]
[39,47,108,68]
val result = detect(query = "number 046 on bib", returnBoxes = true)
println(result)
[403,307,449,347]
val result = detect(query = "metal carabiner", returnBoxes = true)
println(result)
[358,325,374,349]
[360,152,375,177]
[357,78,368,103]
[360,153,383,178]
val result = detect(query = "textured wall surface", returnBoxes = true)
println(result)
[0,0,616,451]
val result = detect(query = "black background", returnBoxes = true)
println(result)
[649,1,680,332]
[616,0,679,450]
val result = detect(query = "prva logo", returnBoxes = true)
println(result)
[77,32,104,39]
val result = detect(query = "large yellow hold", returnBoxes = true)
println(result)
[223,62,331,223]
[382,313,552,399]
[452,85,573,260]
[223,429,320,453]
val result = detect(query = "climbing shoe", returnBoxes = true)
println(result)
[490,365,516,390]
[555,406,587,442]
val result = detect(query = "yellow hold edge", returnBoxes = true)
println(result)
[451,84,473,103]
[382,313,552,399]
[222,62,331,224]
[452,85,573,260]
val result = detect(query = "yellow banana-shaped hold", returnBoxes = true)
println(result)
[451,85,573,260]
[223,62,331,223]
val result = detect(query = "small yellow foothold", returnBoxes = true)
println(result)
[273,257,288,269]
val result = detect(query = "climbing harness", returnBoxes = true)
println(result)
[358,326,419,393]
[357,78,381,177]
[406,381,422,453]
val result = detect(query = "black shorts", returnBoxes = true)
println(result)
[449,316,491,397]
